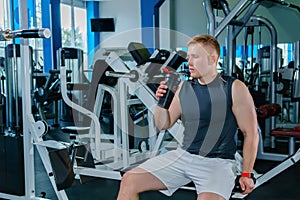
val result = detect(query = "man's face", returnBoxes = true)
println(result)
[187,43,214,79]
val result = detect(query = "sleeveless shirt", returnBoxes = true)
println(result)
[179,74,238,159]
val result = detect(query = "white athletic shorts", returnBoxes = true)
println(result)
[138,148,237,200]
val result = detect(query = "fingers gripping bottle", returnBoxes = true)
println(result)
[157,69,181,109]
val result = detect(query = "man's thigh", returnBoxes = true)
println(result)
[138,149,191,196]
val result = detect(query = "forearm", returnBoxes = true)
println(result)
[242,132,259,173]
[154,106,171,130]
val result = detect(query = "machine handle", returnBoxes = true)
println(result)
[0,28,51,40]
[60,49,66,67]
[105,71,136,79]
[105,70,139,82]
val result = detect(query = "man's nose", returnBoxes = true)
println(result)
[187,58,192,65]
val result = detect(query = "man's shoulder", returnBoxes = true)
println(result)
[220,74,237,82]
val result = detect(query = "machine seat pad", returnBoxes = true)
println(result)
[61,126,90,134]
[271,128,300,138]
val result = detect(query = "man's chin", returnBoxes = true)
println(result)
[190,74,201,79]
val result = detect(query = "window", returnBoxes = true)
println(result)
[0,0,10,56]
[60,1,87,74]
[60,2,87,53]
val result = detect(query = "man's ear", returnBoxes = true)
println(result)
[208,55,217,65]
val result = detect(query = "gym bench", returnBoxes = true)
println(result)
[270,128,300,155]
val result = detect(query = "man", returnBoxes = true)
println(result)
[117,34,259,200]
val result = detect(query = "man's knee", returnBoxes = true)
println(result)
[118,172,139,200]
[121,172,133,186]
[120,171,139,193]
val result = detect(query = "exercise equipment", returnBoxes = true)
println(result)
[57,40,187,175]
[5,44,33,133]
[270,128,300,155]
[127,42,152,66]
[59,47,86,123]
[291,67,300,101]
[253,103,291,161]
[33,70,65,122]
[0,134,25,196]
[0,24,70,200]
[256,103,281,119]
[0,28,51,41]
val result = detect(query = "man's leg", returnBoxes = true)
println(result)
[197,192,225,200]
[188,156,236,200]
[117,167,167,200]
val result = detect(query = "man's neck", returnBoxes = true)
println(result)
[198,71,219,85]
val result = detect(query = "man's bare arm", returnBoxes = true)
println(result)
[232,80,259,194]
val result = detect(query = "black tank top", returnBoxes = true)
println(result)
[179,74,238,159]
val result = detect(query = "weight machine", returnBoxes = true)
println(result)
[0,29,186,199]
[58,42,187,174]
[0,29,70,200]
[0,0,75,199]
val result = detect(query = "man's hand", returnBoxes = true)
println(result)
[155,81,167,99]
[239,176,255,194]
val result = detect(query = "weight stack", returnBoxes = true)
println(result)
[0,134,25,195]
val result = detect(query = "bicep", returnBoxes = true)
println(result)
[232,80,257,135]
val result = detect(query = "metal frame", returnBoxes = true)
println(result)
[104,52,184,167]
[256,125,288,161]
[292,41,299,120]
[57,51,169,183]
[60,57,102,161]
[93,84,122,167]
[203,0,282,150]
[203,0,260,75]
[105,52,185,145]
[0,0,68,199]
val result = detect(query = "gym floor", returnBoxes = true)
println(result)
[34,141,300,200]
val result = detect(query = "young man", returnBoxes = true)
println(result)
[117,34,259,200]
